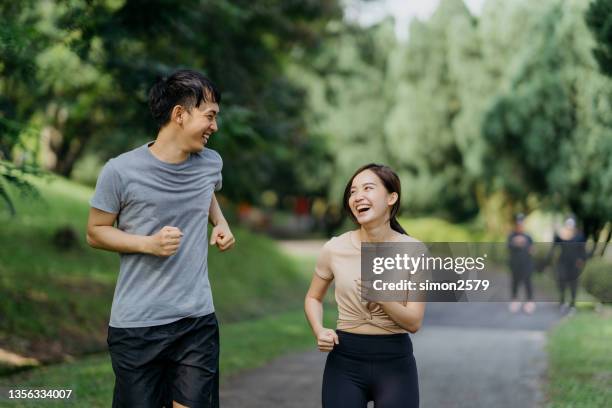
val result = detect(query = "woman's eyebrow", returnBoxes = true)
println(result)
[351,182,375,190]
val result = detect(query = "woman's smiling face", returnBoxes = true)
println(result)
[348,169,398,226]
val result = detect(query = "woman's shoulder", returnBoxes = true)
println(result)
[324,231,351,247]
[395,233,429,254]
[395,233,423,244]
[321,230,356,253]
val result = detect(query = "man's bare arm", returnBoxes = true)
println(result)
[208,194,235,251]
[86,207,183,256]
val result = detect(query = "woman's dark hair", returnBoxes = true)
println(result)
[148,69,221,128]
[342,163,408,235]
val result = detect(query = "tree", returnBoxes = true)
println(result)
[385,0,479,220]
[483,0,612,244]
[0,0,47,214]
[290,19,398,203]
[1,0,343,204]
[586,0,612,77]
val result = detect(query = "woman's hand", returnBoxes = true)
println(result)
[316,328,339,352]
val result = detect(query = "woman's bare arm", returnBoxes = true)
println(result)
[305,274,338,351]
[377,301,425,333]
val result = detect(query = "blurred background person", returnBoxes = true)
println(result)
[545,216,588,315]
[507,213,536,314]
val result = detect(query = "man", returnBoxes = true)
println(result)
[87,69,234,408]
[507,213,535,314]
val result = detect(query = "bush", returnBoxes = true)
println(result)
[582,259,612,303]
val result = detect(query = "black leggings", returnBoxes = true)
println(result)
[322,330,419,408]
[557,265,580,307]
[511,267,533,300]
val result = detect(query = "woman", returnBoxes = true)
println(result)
[547,216,587,314]
[305,163,425,408]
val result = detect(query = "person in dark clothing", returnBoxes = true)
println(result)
[547,217,587,314]
[507,214,536,314]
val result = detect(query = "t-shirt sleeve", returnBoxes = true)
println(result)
[208,149,222,192]
[215,170,222,191]
[90,160,122,214]
[315,241,334,281]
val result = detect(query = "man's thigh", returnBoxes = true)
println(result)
[167,313,220,408]
[108,325,172,408]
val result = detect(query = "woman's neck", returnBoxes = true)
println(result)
[358,222,395,243]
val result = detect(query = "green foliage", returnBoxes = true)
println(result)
[289,20,398,201]
[0,160,43,216]
[385,0,479,220]
[1,0,342,202]
[4,0,612,237]
[582,259,612,303]
[586,0,612,77]
[481,0,612,240]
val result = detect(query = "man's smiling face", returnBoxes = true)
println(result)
[180,101,219,152]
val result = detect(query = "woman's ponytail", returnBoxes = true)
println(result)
[390,217,408,235]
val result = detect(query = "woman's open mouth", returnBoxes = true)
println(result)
[356,205,371,215]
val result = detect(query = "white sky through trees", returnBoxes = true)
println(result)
[344,0,487,40]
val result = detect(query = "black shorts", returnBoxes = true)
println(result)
[108,312,220,408]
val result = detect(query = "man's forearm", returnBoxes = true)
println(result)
[208,193,228,226]
[87,225,152,254]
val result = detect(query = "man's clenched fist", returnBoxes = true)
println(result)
[147,226,184,257]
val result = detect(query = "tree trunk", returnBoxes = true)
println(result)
[50,121,93,178]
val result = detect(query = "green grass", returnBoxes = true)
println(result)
[0,308,336,408]
[0,175,308,364]
[546,308,612,407]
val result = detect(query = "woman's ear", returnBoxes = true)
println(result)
[388,192,398,206]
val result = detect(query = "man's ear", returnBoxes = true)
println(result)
[388,192,398,206]
[171,105,186,126]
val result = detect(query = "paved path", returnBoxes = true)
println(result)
[220,241,562,407]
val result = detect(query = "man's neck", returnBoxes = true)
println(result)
[149,129,190,164]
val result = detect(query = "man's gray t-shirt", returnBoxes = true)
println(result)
[90,142,222,328]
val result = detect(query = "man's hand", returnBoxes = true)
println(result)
[210,221,235,251]
[147,226,183,257]
[316,328,339,352]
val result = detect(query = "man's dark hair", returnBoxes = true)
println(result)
[148,69,221,128]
